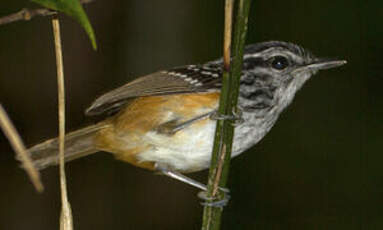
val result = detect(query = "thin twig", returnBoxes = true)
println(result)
[211,0,234,198]
[201,0,252,229]
[201,1,235,229]
[223,1,233,72]
[212,144,226,196]
[0,0,95,26]
[51,14,73,230]
[0,104,44,192]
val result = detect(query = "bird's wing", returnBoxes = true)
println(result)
[85,65,222,116]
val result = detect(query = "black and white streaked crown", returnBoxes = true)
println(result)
[243,41,314,60]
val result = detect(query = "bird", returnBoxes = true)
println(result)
[27,41,346,193]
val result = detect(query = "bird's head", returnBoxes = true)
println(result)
[239,41,346,112]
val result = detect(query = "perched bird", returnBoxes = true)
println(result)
[27,41,346,192]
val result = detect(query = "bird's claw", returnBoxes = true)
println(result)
[210,107,244,126]
[197,188,231,208]
[232,107,244,126]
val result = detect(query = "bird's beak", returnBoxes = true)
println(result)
[306,58,347,71]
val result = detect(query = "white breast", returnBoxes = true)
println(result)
[137,118,217,172]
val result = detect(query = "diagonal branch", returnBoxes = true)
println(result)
[0,104,44,192]
[0,0,95,26]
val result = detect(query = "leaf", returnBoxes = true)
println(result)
[31,0,97,50]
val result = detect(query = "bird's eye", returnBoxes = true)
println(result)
[271,56,289,70]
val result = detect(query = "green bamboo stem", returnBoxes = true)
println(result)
[201,0,252,229]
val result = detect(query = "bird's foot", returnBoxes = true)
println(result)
[197,188,230,208]
[210,107,244,126]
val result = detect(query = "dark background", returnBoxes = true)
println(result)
[0,0,381,229]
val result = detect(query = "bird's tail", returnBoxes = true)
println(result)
[26,123,108,170]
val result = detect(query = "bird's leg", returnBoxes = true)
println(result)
[156,112,213,135]
[156,165,230,207]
